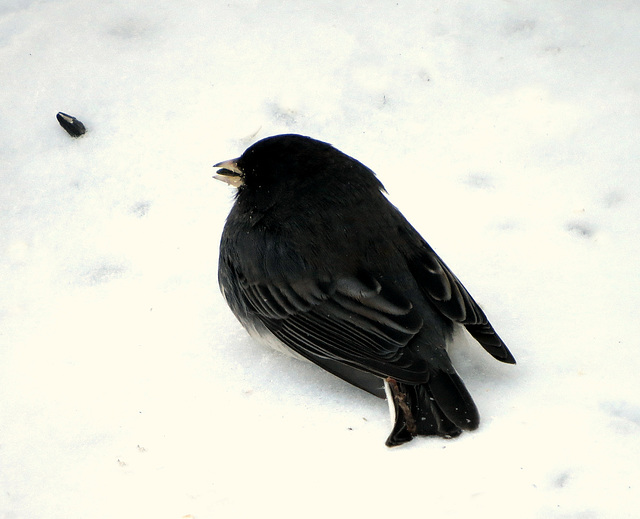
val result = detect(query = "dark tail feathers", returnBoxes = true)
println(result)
[385,372,479,447]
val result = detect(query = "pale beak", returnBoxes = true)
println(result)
[213,158,244,188]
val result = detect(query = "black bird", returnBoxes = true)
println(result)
[214,134,515,447]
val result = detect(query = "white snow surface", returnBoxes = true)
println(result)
[2,1,640,518]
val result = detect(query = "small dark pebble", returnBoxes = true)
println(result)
[57,112,86,137]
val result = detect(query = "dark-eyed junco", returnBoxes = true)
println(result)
[214,134,515,447]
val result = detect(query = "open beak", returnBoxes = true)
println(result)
[213,158,244,188]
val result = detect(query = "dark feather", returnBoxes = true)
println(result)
[56,112,86,137]
[401,227,516,364]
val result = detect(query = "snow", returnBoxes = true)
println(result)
[1,1,640,518]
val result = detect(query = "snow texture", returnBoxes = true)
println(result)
[1,1,640,518]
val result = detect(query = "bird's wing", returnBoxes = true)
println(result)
[405,238,516,364]
[232,266,433,384]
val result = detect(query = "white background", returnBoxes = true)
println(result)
[1,1,639,518]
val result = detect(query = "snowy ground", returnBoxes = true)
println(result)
[2,1,640,518]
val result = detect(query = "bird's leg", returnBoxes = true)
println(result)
[384,377,417,446]
[387,378,417,434]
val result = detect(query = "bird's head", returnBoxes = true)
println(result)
[214,134,340,192]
